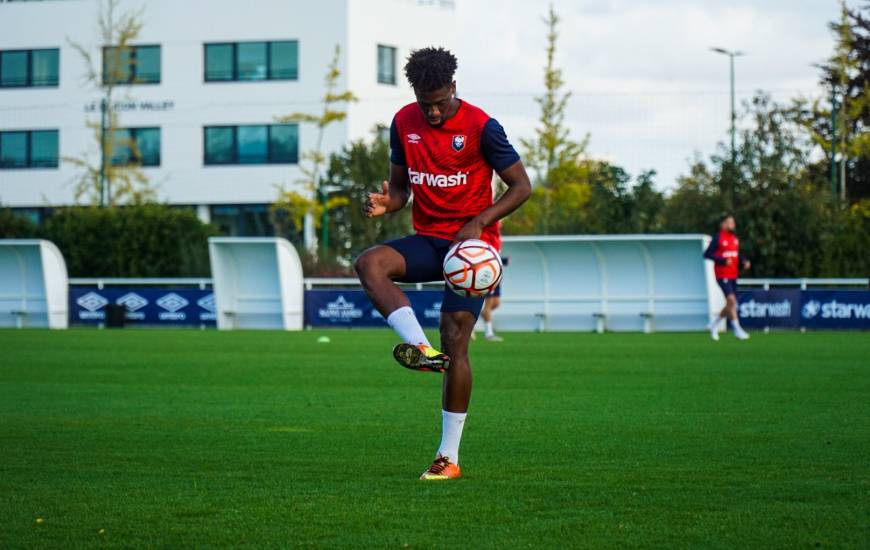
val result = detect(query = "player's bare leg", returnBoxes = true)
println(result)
[721,294,735,321]
[441,310,475,412]
[420,310,475,480]
[355,245,410,314]
[355,245,450,371]
[709,293,748,340]
[723,294,749,340]
[709,294,736,340]
[481,296,503,342]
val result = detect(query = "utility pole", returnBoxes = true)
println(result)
[99,98,108,207]
[830,84,838,199]
[320,186,328,253]
[710,47,745,200]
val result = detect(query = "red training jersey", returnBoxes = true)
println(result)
[706,229,741,279]
[390,100,520,250]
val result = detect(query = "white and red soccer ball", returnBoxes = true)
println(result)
[442,239,503,297]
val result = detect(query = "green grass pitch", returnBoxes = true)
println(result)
[1,329,868,548]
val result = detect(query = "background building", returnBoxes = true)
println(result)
[0,0,455,234]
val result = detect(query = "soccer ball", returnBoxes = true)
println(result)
[443,239,503,297]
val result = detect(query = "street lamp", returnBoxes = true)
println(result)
[710,47,745,168]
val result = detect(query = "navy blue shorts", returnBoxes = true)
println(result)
[385,234,485,318]
[717,278,738,296]
[489,255,506,297]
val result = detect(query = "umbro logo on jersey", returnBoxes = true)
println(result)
[452,135,466,151]
[407,133,421,144]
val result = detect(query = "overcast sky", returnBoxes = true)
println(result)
[452,0,855,190]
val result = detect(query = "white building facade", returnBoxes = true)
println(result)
[0,0,455,234]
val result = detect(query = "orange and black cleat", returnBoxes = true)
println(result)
[392,344,450,373]
[420,455,461,480]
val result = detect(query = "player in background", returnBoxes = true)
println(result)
[479,254,508,342]
[354,47,531,480]
[704,214,751,341]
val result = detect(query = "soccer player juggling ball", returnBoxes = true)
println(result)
[704,214,751,341]
[354,47,531,480]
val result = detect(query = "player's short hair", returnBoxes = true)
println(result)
[720,213,734,224]
[404,47,457,92]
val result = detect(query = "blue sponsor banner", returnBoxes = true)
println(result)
[738,289,870,330]
[68,286,869,330]
[737,289,801,329]
[70,287,216,327]
[304,289,444,328]
[799,290,870,329]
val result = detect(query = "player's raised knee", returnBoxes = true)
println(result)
[353,250,372,278]
[355,246,401,285]
[354,248,383,280]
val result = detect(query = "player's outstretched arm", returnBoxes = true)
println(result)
[453,160,532,241]
[364,163,410,218]
[703,236,727,265]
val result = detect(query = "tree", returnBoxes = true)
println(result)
[665,93,835,276]
[518,4,589,231]
[820,199,870,276]
[579,164,665,234]
[0,208,38,238]
[661,158,723,233]
[323,130,412,266]
[272,45,356,252]
[795,1,870,202]
[65,0,156,207]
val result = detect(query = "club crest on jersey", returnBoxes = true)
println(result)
[452,135,466,152]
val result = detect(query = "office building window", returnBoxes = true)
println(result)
[111,127,160,167]
[103,45,160,84]
[0,129,59,168]
[204,41,298,82]
[210,204,273,236]
[9,207,48,227]
[0,48,59,87]
[377,45,396,85]
[204,124,298,165]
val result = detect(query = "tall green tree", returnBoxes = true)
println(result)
[323,131,412,266]
[795,1,870,202]
[666,93,836,276]
[272,45,356,251]
[517,4,589,232]
[661,158,723,233]
[66,0,155,207]
[820,198,870,276]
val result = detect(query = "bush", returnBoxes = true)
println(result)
[0,208,39,238]
[821,200,870,277]
[41,205,216,277]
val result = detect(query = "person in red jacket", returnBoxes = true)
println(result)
[355,47,531,480]
[704,214,751,340]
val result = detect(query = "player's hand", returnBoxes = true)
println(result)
[743,260,751,270]
[453,218,484,242]
[365,181,391,218]
[725,258,733,266]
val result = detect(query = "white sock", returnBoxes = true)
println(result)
[484,320,494,337]
[732,319,745,333]
[386,306,431,347]
[437,410,467,464]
